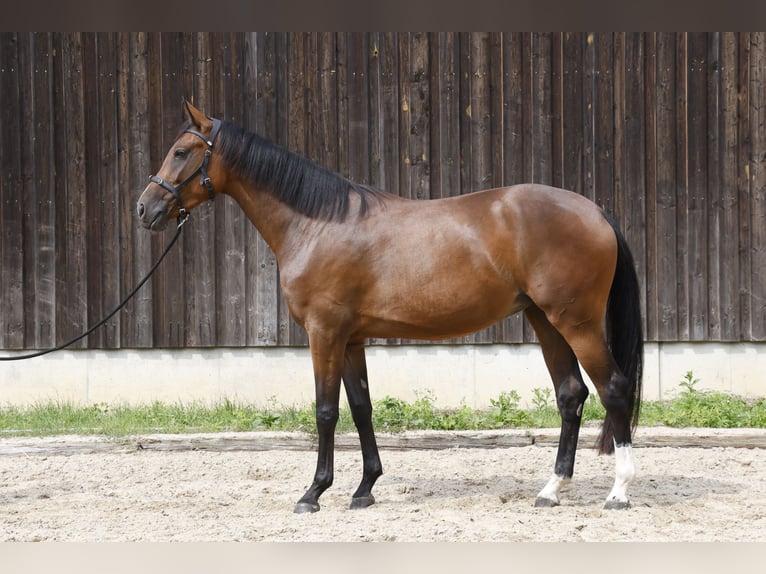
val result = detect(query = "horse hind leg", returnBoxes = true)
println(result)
[564,331,636,510]
[342,342,383,509]
[525,306,590,507]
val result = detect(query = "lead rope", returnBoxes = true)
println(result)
[0,215,189,361]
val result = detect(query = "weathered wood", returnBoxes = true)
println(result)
[687,32,709,341]
[719,33,741,341]
[2,32,766,353]
[0,33,25,349]
[749,33,766,340]
[655,33,680,341]
[675,33,690,341]
[643,33,659,341]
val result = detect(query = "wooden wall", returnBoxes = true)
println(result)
[1,32,765,350]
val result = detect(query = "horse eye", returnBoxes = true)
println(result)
[174,148,188,160]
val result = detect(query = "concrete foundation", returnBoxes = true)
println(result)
[1,343,765,408]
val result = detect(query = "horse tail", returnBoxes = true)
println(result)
[598,212,644,455]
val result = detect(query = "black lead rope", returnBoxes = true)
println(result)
[0,216,188,362]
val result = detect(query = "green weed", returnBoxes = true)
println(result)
[2,371,765,436]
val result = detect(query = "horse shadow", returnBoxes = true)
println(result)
[370,470,741,509]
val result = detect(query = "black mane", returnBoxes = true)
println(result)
[213,120,385,221]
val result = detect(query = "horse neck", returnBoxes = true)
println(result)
[224,178,310,260]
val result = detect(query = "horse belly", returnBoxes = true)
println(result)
[358,272,525,341]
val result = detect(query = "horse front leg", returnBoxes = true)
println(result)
[293,331,345,514]
[342,342,383,509]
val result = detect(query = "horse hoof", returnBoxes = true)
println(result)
[293,501,320,514]
[349,495,375,510]
[534,497,559,508]
[603,499,631,510]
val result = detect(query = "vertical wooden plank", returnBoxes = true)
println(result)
[582,32,596,203]
[0,33,25,349]
[81,33,104,348]
[429,32,460,199]
[408,31,431,201]
[718,32,742,341]
[93,33,121,348]
[18,34,37,349]
[53,33,88,349]
[594,32,614,212]
[245,32,280,346]
[116,32,132,347]
[212,33,247,347]
[531,31,552,187]
[520,32,538,343]
[467,32,492,194]
[750,32,766,339]
[271,32,292,346]
[675,33,690,341]
[123,33,155,347]
[499,32,526,343]
[29,33,56,348]
[181,32,217,347]
[643,33,659,341]
[644,32,660,341]
[366,32,400,347]
[687,33,709,341]
[561,33,584,194]
[119,32,154,347]
[706,33,722,341]
[613,33,626,223]
[550,33,564,190]
[144,32,170,346]
[303,33,320,167]
[398,32,432,346]
[337,31,362,180]
[487,32,507,342]
[622,33,648,338]
[150,32,187,348]
[378,32,400,198]
[655,32,679,340]
[345,33,370,184]
[145,32,166,346]
[465,32,493,343]
[283,33,309,346]
[458,32,472,198]
[368,32,383,190]
[737,33,752,340]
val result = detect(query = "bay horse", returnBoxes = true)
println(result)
[137,101,643,512]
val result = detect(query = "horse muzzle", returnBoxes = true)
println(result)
[136,186,171,231]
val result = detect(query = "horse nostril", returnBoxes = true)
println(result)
[137,202,145,218]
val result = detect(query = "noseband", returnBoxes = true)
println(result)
[148,117,222,225]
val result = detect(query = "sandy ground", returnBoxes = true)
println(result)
[1,430,766,542]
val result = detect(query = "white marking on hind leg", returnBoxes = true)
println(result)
[605,441,635,508]
[536,474,569,505]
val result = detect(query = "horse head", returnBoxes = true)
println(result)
[137,100,224,230]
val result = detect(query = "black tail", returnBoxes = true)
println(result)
[598,213,644,454]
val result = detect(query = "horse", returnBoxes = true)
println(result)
[137,101,643,513]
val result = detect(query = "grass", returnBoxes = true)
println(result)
[2,372,766,437]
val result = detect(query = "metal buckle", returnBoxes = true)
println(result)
[176,208,190,228]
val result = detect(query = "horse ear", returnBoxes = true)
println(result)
[183,99,211,131]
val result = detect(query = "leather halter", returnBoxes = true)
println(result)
[148,117,222,225]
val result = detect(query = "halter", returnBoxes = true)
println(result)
[148,117,222,225]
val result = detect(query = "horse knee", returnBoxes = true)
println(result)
[556,378,589,422]
[315,404,339,429]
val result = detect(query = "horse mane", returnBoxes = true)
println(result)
[213,120,386,221]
